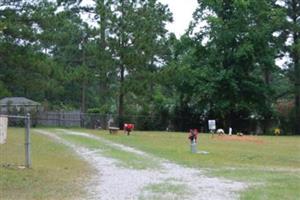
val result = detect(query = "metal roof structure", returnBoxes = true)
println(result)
[0,97,41,106]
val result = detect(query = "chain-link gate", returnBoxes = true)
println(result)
[0,114,31,168]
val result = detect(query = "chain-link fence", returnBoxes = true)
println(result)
[34,112,177,131]
[34,112,169,130]
[0,114,31,168]
[30,111,275,133]
[1,110,279,135]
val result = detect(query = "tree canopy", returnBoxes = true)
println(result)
[0,0,298,134]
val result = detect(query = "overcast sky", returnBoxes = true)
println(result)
[81,0,198,37]
[80,0,287,67]
[158,0,198,37]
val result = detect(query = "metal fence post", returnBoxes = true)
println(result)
[25,113,31,168]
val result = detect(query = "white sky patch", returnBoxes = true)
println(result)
[159,0,198,38]
[76,1,289,69]
[81,0,95,7]
[79,0,97,27]
[81,0,198,38]
[276,53,292,69]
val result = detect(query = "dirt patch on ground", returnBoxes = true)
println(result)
[214,135,265,144]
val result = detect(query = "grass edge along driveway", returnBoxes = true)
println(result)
[82,128,300,200]
[0,128,92,200]
[51,128,247,200]
[1,128,299,200]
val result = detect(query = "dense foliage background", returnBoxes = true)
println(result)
[0,0,299,134]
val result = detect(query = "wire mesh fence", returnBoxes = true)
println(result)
[0,114,30,168]
[1,109,279,135]
[29,111,265,132]
[0,110,280,172]
[34,112,174,131]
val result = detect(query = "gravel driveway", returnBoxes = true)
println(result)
[36,129,247,200]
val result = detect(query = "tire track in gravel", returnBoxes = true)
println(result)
[36,129,248,200]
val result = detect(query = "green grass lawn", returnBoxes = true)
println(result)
[1,128,299,200]
[80,129,300,200]
[0,128,92,200]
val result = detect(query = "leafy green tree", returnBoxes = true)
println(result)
[94,0,172,127]
[278,0,300,134]
[189,0,284,132]
[32,0,99,110]
[159,34,200,131]
[0,1,59,101]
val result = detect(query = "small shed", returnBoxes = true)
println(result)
[0,97,42,113]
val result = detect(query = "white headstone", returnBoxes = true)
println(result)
[0,116,8,144]
[229,127,232,135]
[208,120,216,130]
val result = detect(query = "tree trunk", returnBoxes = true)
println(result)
[118,64,125,128]
[292,0,300,134]
[294,41,300,134]
[118,1,125,129]
[99,0,106,49]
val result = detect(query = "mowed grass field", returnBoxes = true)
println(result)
[83,129,300,200]
[0,128,92,200]
[1,128,300,200]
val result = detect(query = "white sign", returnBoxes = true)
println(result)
[0,116,8,144]
[208,120,216,130]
